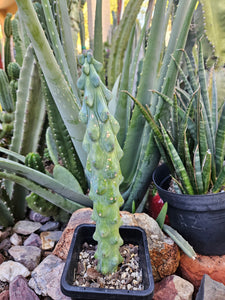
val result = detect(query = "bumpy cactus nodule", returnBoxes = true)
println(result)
[77,50,124,275]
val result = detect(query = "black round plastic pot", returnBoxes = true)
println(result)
[61,224,154,300]
[152,164,225,256]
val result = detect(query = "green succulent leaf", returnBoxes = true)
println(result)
[156,202,168,229]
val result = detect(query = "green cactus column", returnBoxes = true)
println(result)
[77,50,124,275]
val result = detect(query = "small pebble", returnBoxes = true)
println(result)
[23,233,42,247]
[10,233,22,246]
[0,239,11,251]
[40,231,62,250]
[0,261,30,282]
[29,211,51,224]
[73,243,144,291]
[39,221,60,232]
[13,221,42,235]
[0,228,12,242]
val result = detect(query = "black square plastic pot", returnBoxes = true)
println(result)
[153,163,225,256]
[61,224,154,300]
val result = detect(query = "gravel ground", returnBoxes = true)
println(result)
[73,242,144,290]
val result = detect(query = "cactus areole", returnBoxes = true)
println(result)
[77,50,124,275]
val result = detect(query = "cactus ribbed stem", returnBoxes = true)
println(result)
[4,13,13,73]
[78,50,124,275]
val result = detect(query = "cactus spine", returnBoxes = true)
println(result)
[78,50,124,275]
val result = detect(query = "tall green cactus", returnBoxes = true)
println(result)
[11,15,26,66]
[4,13,13,74]
[0,69,14,113]
[78,50,124,275]
[7,62,20,105]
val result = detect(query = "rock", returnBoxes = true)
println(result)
[134,213,165,241]
[39,221,60,232]
[0,290,9,300]
[45,267,71,300]
[0,281,8,294]
[28,254,70,299]
[0,261,30,282]
[8,246,41,271]
[179,253,225,290]
[9,275,39,300]
[53,208,180,282]
[53,208,94,259]
[196,274,225,300]
[0,228,12,242]
[0,239,11,251]
[23,233,42,247]
[13,221,42,235]
[86,267,101,280]
[120,211,138,226]
[40,231,62,250]
[29,210,51,223]
[153,275,194,300]
[134,213,180,281]
[9,233,22,246]
[0,253,4,265]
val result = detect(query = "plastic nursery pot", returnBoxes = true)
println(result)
[61,224,154,300]
[152,163,225,256]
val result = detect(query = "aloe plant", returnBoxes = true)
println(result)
[4,13,13,74]
[0,0,206,229]
[0,3,220,273]
[0,0,198,227]
[126,40,225,195]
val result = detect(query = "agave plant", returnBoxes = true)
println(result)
[0,0,200,229]
[126,40,225,195]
